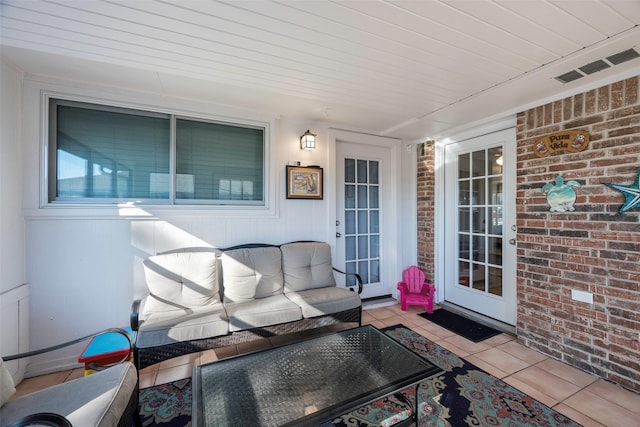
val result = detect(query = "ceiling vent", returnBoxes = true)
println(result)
[579,59,610,75]
[607,48,640,65]
[555,70,585,84]
[555,48,639,84]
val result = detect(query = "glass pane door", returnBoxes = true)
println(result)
[344,158,380,287]
[457,147,503,296]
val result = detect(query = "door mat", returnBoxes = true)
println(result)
[418,309,501,342]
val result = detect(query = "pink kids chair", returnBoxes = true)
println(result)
[397,266,435,313]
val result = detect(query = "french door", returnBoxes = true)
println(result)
[335,140,398,299]
[443,128,517,325]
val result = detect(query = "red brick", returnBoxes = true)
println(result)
[511,76,640,392]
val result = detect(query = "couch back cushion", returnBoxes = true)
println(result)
[281,242,336,292]
[0,358,15,408]
[221,246,284,302]
[143,251,219,314]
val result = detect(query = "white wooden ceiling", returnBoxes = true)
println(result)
[2,0,640,141]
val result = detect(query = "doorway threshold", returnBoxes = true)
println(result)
[362,295,397,310]
[438,301,516,336]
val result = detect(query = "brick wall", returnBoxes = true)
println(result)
[516,76,640,392]
[417,140,435,283]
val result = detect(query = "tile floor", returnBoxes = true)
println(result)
[13,303,640,427]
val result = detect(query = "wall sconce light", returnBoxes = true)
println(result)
[496,155,504,166]
[300,130,316,150]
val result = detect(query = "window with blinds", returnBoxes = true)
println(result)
[48,99,265,206]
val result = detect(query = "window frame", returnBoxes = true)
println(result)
[45,95,270,209]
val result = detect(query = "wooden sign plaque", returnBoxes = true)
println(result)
[534,130,590,158]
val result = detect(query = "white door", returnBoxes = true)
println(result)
[443,128,517,325]
[336,140,398,299]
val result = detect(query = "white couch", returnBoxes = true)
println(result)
[132,241,363,369]
[1,329,140,427]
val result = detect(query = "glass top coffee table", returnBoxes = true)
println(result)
[192,325,442,426]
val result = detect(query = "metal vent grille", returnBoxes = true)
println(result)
[555,70,584,84]
[607,48,640,65]
[555,48,639,84]
[579,59,610,75]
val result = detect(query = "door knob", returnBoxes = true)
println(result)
[336,232,342,238]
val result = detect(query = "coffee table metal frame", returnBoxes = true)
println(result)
[192,324,442,426]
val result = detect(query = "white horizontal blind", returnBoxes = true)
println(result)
[55,104,170,200]
[176,119,264,203]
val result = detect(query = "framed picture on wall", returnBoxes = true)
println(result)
[286,165,323,200]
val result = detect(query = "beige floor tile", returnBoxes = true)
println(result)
[11,370,69,398]
[214,345,239,360]
[535,358,598,388]
[378,315,406,327]
[199,349,219,365]
[409,312,431,326]
[366,319,388,329]
[386,304,409,315]
[393,315,422,328]
[442,335,491,355]
[552,403,605,427]
[64,367,85,382]
[464,355,508,379]
[157,352,199,370]
[502,375,558,407]
[411,325,444,343]
[155,363,193,385]
[138,370,157,389]
[361,311,377,324]
[436,339,471,357]
[366,307,397,320]
[472,347,532,375]
[482,333,516,346]
[419,322,457,339]
[396,305,428,316]
[139,363,159,376]
[583,379,640,414]
[497,340,548,364]
[563,388,640,427]
[508,365,582,402]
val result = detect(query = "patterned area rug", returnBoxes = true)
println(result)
[137,324,582,426]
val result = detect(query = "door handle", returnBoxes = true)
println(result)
[336,232,342,238]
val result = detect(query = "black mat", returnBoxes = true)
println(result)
[418,309,501,342]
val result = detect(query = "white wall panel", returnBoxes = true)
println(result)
[0,61,25,295]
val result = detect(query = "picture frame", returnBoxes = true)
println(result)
[286,165,323,200]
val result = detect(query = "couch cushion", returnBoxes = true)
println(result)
[143,251,219,316]
[137,303,228,348]
[0,358,15,407]
[225,295,302,332]
[0,363,137,427]
[221,246,284,302]
[285,287,361,318]
[281,242,336,292]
